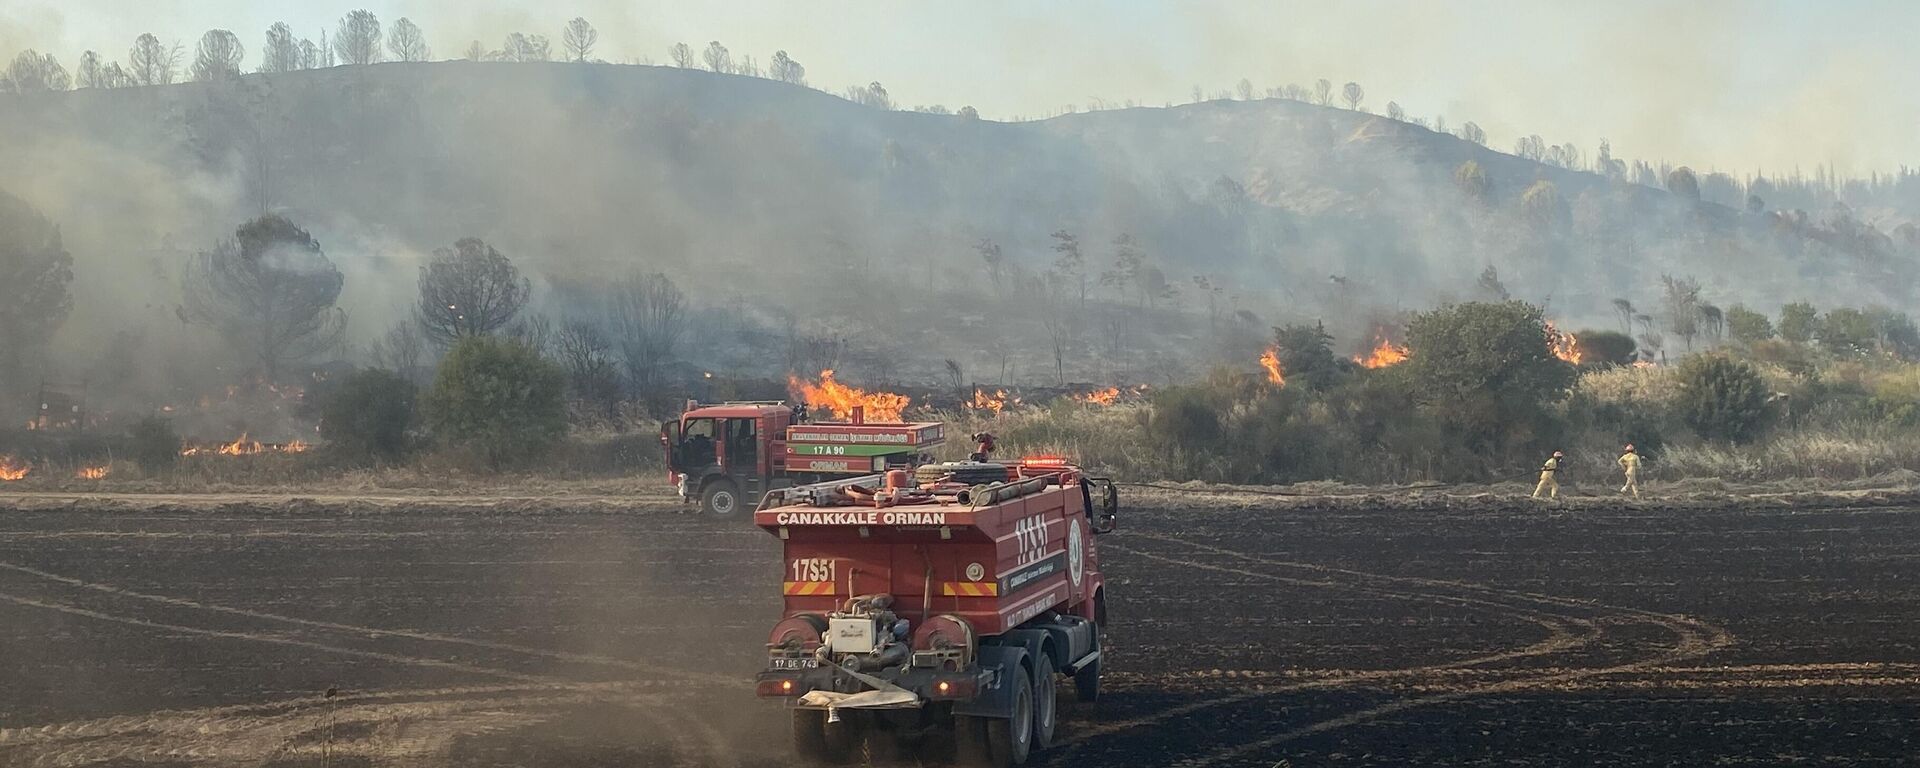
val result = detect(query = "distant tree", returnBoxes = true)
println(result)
[415,238,532,346]
[1660,274,1702,351]
[554,320,622,413]
[1578,330,1638,366]
[425,335,566,469]
[1746,194,1765,213]
[562,17,597,62]
[1433,114,1446,134]
[1475,264,1509,301]
[1313,78,1332,106]
[5,50,70,91]
[182,215,346,380]
[300,38,324,69]
[1235,78,1252,100]
[1725,304,1774,344]
[125,34,178,85]
[1458,121,1487,145]
[260,23,302,72]
[99,62,134,87]
[1272,322,1343,390]
[498,33,550,62]
[1699,303,1725,344]
[1051,230,1088,309]
[191,29,244,81]
[1341,81,1364,111]
[1872,308,1920,360]
[75,51,103,88]
[1779,302,1818,344]
[847,81,892,109]
[1454,160,1492,203]
[320,369,417,462]
[734,54,761,78]
[387,17,429,62]
[1386,101,1404,121]
[769,50,806,84]
[1665,166,1701,201]
[333,10,382,65]
[1818,308,1876,355]
[1520,180,1568,233]
[957,105,979,120]
[975,238,1006,295]
[0,190,74,393]
[367,320,428,383]
[1675,355,1769,443]
[463,40,487,61]
[668,42,695,67]
[703,41,731,72]
[605,272,686,398]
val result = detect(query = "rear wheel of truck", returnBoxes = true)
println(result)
[702,480,742,516]
[1031,653,1058,749]
[791,708,859,765]
[982,670,1034,766]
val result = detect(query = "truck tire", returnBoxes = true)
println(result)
[1031,653,1058,749]
[915,462,1008,486]
[702,480,743,516]
[791,709,858,764]
[982,671,1034,766]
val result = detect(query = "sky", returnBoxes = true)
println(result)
[4,0,1916,176]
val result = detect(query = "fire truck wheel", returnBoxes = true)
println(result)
[701,480,742,516]
[792,708,860,764]
[1031,653,1058,749]
[983,670,1034,766]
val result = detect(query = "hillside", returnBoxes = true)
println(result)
[2,61,1913,389]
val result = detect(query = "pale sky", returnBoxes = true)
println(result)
[5,0,1916,176]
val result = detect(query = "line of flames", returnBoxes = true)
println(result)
[77,466,109,480]
[965,388,1020,415]
[1353,338,1411,369]
[1544,322,1583,365]
[1074,387,1122,405]
[0,456,28,481]
[787,370,911,422]
[1259,347,1286,386]
[180,434,311,457]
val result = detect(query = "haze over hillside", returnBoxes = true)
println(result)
[4,60,1920,405]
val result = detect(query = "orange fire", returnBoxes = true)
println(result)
[966,388,1015,415]
[1259,347,1286,386]
[0,456,28,481]
[1545,322,1582,365]
[787,370,911,422]
[76,465,110,480]
[1074,387,1121,405]
[1631,359,1657,369]
[180,434,310,457]
[1353,338,1411,369]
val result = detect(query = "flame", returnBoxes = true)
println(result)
[1074,387,1121,405]
[1631,359,1657,369]
[966,388,1013,415]
[0,456,28,481]
[76,465,110,480]
[282,440,310,453]
[787,370,910,422]
[1259,347,1286,386]
[1353,338,1411,368]
[180,434,309,457]
[1545,322,1582,365]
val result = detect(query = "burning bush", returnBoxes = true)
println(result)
[320,369,418,463]
[425,335,567,469]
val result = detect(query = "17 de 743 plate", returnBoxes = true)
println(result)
[770,657,819,670]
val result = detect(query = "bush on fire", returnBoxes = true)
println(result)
[425,335,567,468]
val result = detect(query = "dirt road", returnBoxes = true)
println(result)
[3,498,1918,766]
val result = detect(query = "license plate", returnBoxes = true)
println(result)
[770,657,819,670]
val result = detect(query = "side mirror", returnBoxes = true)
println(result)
[1093,479,1119,534]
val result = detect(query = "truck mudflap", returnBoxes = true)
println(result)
[951,644,1028,719]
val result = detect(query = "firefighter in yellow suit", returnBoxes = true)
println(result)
[1617,444,1642,498]
[1532,451,1563,499]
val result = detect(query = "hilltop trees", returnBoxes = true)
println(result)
[183,215,346,380]
[333,10,382,65]
[1341,81,1364,111]
[260,23,303,73]
[769,50,806,84]
[668,42,696,67]
[387,18,429,62]
[3,51,71,92]
[415,238,531,346]
[562,17,597,62]
[703,41,731,72]
[1666,167,1701,201]
[127,33,180,85]
[191,30,244,81]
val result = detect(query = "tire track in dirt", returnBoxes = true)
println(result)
[1049,531,1733,767]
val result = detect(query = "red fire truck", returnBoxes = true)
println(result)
[752,457,1118,766]
[662,400,944,515]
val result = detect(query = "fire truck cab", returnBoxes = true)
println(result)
[662,401,943,516]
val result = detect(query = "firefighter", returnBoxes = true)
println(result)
[969,432,997,463]
[1617,444,1642,498]
[1532,451,1564,499]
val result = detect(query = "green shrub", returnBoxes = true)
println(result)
[1405,301,1576,464]
[425,336,567,468]
[1576,329,1637,366]
[320,368,417,463]
[1779,302,1817,344]
[1725,305,1774,344]
[128,415,180,474]
[1676,355,1771,443]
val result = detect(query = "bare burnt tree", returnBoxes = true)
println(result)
[75,51,104,87]
[192,29,244,81]
[260,23,302,72]
[703,41,732,73]
[387,17,429,62]
[183,215,346,380]
[368,320,426,383]
[606,272,686,398]
[415,238,531,346]
[333,10,382,65]
[1342,81,1365,111]
[563,17,598,62]
[668,42,695,68]
[5,51,70,91]
[769,50,805,84]
[128,34,179,85]
[0,190,74,396]
[554,320,622,414]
